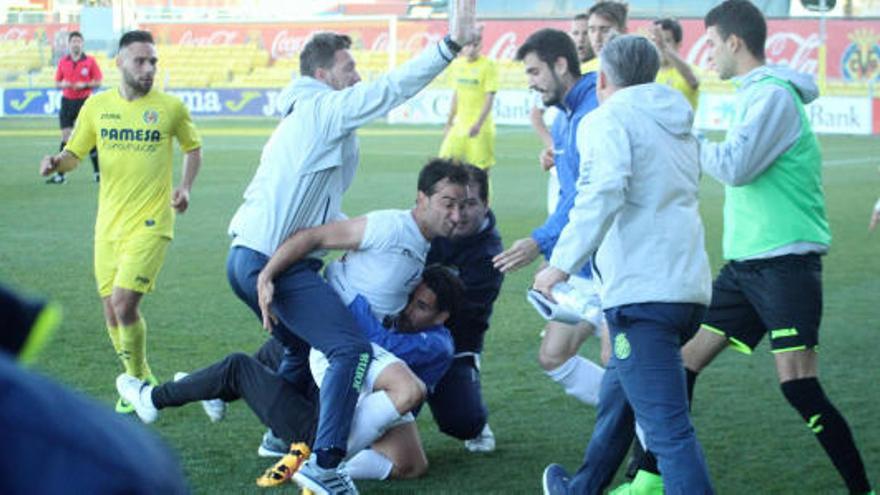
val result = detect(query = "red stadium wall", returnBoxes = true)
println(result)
[136,18,880,82]
[0,22,78,54]
[4,19,876,82]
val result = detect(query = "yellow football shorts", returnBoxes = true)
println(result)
[439,125,496,170]
[94,234,170,297]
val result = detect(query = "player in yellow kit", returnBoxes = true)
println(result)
[651,18,701,109]
[439,34,499,171]
[39,30,202,413]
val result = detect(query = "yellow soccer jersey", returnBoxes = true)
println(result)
[451,55,499,130]
[656,66,700,110]
[66,89,201,241]
[581,58,600,74]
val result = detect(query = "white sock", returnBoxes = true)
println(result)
[546,355,604,406]
[389,411,415,429]
[345,391,401,457]
[345,449,394,480]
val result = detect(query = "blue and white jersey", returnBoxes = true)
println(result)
[326,209,429,320]
[348,295,453,389]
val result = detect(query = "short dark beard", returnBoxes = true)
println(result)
[396,313,413,333]
[123,71,152,97]
[543,70,566,107]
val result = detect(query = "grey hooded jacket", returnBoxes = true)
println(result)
[550,82,712,309]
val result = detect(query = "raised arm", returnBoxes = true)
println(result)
[323,0,479,135]
[652,26,699,90]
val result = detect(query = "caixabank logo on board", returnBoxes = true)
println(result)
[841,28,880,82]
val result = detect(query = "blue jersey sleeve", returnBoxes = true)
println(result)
[531,182,577,259]
[348,296,454,388]
[531,76,598,279]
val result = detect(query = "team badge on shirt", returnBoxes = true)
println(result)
[143,110,159,125]
[614,333,631,360]
[80,67,89,77]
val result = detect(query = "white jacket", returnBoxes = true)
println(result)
[549,83,712,308]
[229,42,456,256]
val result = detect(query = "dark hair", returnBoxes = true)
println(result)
[417,158,470,196]
[68,31,83,42]
[654,18,683,44]
[462,164,488,204]
[300,33,352,77]
[588,1,629,31]
[119,30,154,50]
[421,264,465,322]
[515,28,581,79]
[573,13,589,22]
[705,0,766,60]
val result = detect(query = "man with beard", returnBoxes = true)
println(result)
[39,30,203,416]
[253,158,467,492]
[537,34,713,495]
[495,28,608,409]
[530,12,596,213]
[225,4,478,491]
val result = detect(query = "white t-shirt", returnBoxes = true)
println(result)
[325,209,429,320]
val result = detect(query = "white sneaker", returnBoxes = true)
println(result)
[173,372,226,423]
[464,423,496,453]
[258,429,288,458]
[293,454,358,494]
[115,373,158,424]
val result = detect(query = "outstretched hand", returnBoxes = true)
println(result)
[449,0,480,47]
[493,237,541,273]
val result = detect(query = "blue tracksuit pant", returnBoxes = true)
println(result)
[226,246,372,455]
[569,302,713,495]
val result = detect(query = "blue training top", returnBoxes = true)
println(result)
[531,73,599,280]
[348,295,454,391]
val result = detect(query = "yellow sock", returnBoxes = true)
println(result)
[106,324,124,367]
[119,318,152,379]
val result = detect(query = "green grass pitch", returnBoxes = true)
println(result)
[1,117,878,494]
